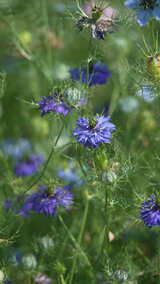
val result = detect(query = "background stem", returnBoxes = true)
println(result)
[68,191,89,284]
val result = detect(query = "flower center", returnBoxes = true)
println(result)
[92,5,103,22]
[45,186,54,198]
[139,0,156,9]
[89,117,97,129]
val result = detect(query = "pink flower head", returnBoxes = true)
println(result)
[78,0,117,40]
[83,1,116,22]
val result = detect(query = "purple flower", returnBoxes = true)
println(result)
[37,90,88,117]
[34,273,52,284]
[73,115,115,148]
[4,200,12,211]
[139,194,160,227]
[77,1,116,39]
[124,0,160,26]
[4,281,12,284]
[20,185,73,217]
[14,154,44,177]
[69,62,111,86]
[37,95,69,117]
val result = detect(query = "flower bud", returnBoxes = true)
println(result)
[0,270,4,281]
[140,110,156,133]
[148,55,160,82]
[94,152,108,170]
[55,261,66,275]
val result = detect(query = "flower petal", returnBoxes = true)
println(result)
[136,9,152,26]
[152,6,160,20]
[124,0,139,8]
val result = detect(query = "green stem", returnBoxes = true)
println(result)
[68,191,89,284]
[25,119,66,193]
[158,232,160,283]
[104,189,111,255]
[86,34,93,88]
[60,275,66,284]
[136,246,153,268]
[97,188,111,259]
[58,216,92,268]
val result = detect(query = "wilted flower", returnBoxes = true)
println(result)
[20,185,73,217]
[77,0,116,39]
[35,273,52,284]
[124,0,160,26]
[1,138,31,159]
[69,62,111,86]
[73,115,115,148]
[139,194,160,227]
[14,154,44,177]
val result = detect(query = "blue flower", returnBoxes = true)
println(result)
[124,0,160,26]
[58,165,84,186]
[139,194,160,227]
[4,281,12,284]
[1,138,31,159]
[69,62,111,86]
[37,90,88,117]
[37,95,69,117]
[14,154,44,177]
[73,115,115,148]
[20,185,73,217]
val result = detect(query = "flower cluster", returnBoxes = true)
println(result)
[125,0,160,26]
[69,62,111,86]
[20,185,73,217]
[37,95,69,117]
[73,115,115,148]
[37,90,87,117]
[77,0,116,39]
[139,194,160,227]
[14,154,44,177]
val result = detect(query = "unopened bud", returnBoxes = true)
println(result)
[148,55,160,82]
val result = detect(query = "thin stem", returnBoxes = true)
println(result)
[86,34,93,87]
[68,191,89,284]
[58,215,92,268]
[158,232,160,283]
[60,275,66,284]
[103,188,111,255]
[97,187,111,260]
[25,119,66,193]
[136,247,153,268]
